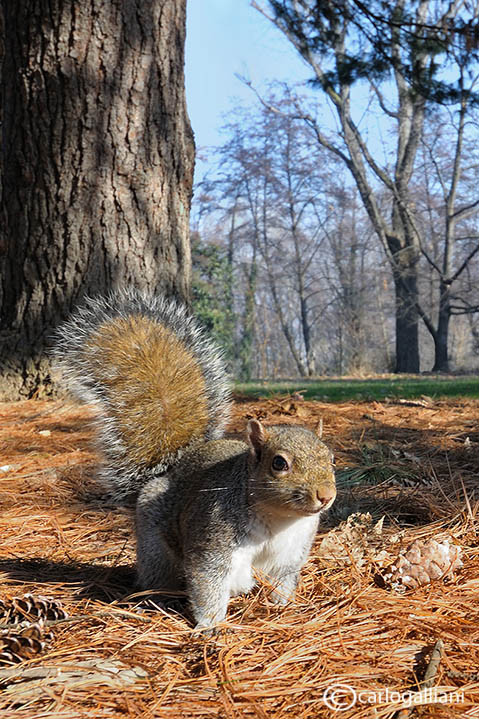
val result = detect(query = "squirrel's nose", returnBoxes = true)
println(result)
[315,485,336,507]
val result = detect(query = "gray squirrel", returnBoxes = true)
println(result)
[54,289,336,633]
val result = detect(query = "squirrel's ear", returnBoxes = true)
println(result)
[247,419,267,460]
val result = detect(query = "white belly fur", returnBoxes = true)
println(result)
[228,514,318,597]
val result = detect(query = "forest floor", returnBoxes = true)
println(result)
[0,395,478,718]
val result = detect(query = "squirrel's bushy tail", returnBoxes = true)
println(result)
[53,288,231,504]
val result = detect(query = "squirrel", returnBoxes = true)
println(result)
[54,289,336,633]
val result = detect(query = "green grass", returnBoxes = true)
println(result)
[234,375,479,402]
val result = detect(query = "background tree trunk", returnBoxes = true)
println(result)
[388,210,421,374]
[393,268,420,374]
[0,0,195,400]
[432,281,451,372]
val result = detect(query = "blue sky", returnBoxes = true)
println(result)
[185,0,310,175]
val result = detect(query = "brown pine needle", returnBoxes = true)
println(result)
[0,397,478,718]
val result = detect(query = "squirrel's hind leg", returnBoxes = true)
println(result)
[136,532,184,593]
[136,479,184,594]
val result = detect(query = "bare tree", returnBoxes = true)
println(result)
[206,103,335,377]
[319,191,383,373]
[194,97,384,377]
[253,0,479,372]
[414,99,479,371]
[0,0,194,400]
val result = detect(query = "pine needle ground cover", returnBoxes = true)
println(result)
[0,395,478,718]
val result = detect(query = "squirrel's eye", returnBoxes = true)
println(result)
[271,455,289,472]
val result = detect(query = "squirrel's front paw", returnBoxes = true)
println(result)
[269,578,297,605]
[270,592,290,606]
[192,623,223,639]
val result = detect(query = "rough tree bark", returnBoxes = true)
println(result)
[0,0,195,400]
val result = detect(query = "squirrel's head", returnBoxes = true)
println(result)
[246,419,336,518]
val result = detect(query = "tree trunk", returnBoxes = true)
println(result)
[239,254,257,381]
[389,224,422,370]
[432,280,450,372]
[0,0,195,400]
[388,204,421,374]
[392,267,420,374]
[298,287,315,376]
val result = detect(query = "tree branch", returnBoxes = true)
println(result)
[449,242,479,283]
[452,197,479,222]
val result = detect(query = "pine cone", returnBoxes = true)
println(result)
[0,621,53,665]
[317,512,399,568]
[0,593,68,625]
[382,538,463,591]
